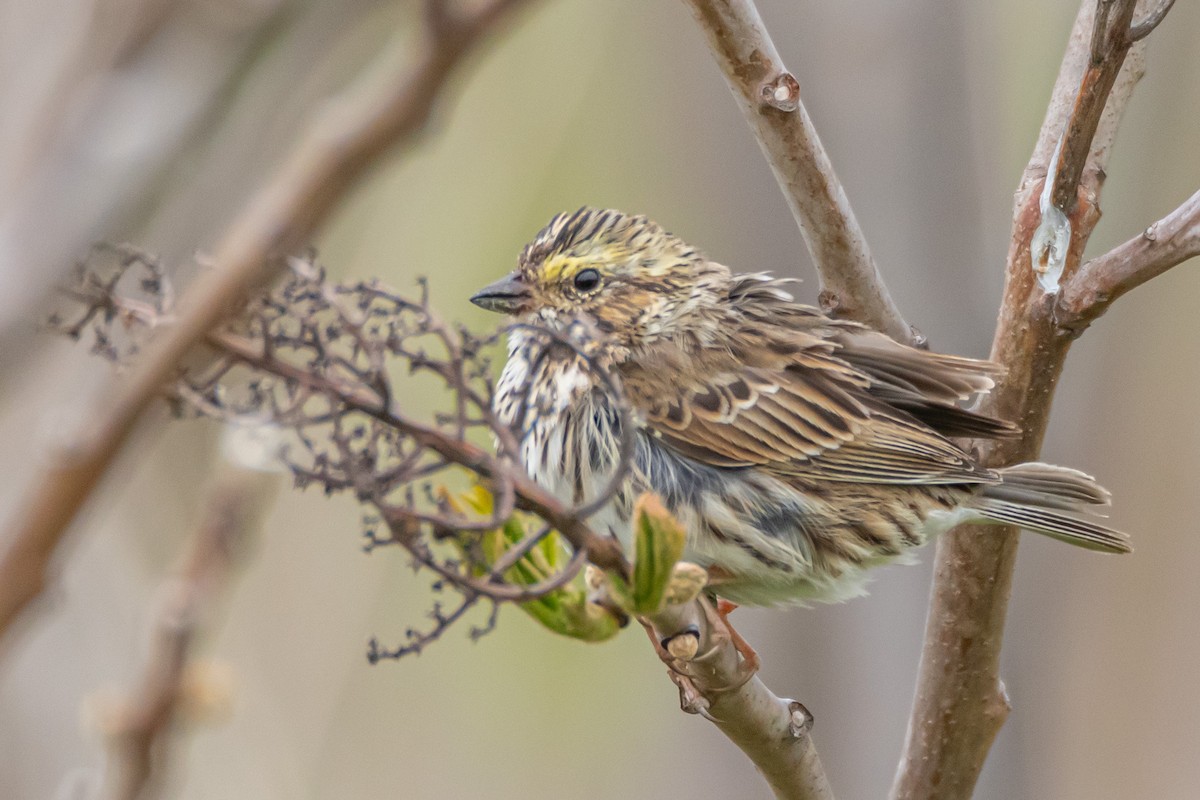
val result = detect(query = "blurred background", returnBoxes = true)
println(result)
[1,1,1198,798]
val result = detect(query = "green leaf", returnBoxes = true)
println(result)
[629,493,686,614]
[449,485,621,642]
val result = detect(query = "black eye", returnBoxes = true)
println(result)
[573,268,601,292]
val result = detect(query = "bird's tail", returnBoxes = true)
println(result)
[969,462,1131,553]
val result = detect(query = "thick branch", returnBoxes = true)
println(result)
[0,0,540,643]
[892,2,1164,797]
[1058,189,1200,329]
[680,0,910,342]
[644,599,834,800]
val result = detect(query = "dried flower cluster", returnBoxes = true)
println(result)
[52,246,631,659]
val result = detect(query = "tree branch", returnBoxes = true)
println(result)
[1128,0,1176,41]
[892,2,1169,797]
[101,439,278,800]
[0,0,541,644]
[679,0,910,342]
[1046,0,1141,216]
[644,598,834,800]
[203,327,628,575]
[1058,189,1200,330]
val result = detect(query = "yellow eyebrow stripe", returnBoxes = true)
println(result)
[540,255,571,283]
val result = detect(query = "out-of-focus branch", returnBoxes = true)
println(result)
[644,598,834,800]
[1058,189,1200,330]
[679,0,910,343]
[0,0,542,644]
[893,2,1170,798]
[100,437,279,800]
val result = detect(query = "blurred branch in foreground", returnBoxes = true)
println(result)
[0,0,542,646]
[96,427,281,800]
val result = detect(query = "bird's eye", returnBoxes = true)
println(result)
[572,268,601,293]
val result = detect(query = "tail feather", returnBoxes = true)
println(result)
[989,462,1111,505]
[971,463,1130,554]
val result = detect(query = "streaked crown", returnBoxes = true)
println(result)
[471,207,726,352]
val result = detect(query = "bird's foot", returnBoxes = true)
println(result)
[643,596,760,707]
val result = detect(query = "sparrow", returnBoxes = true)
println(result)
[472,207,1129,607]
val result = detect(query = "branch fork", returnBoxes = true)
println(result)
[686,0,1190,798]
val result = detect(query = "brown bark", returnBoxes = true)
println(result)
[892,2,1171,797]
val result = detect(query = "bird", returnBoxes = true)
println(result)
[471,207,1130,609]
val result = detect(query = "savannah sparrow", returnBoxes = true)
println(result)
[472,208,1129,607]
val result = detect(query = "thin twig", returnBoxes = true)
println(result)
[1128,0,1176,41]
[205,328,627,574]
[101,453,278,800]
[892,2,1168,797]
[679,0,910,342]
[0,0,541,644]
[643,598,833,800]
[51,254,632,659]
[1058,189,1200,330]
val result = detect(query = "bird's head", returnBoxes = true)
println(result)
[470,208,724,350]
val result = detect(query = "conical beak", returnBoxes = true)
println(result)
[470,271,531,315]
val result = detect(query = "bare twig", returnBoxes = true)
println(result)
[679,0,910,342]
[1027,0,1176,291]
[1058,189,1200,330]
[1046,0,1148,216]
[893,2,1170,797]
[206,331,626,574]
[0,0,541,643]
[1128,0,1177,42]
[51,254,630,657]
[101,443,278,800]
[644,598,834,800]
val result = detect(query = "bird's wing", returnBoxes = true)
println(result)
[725,272,1017,440]
[827,328,1017,439]
[623,353,996,486]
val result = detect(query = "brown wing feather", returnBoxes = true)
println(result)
[625,365,996,485]
[621,274,1007,485]
[831,330,1018,438]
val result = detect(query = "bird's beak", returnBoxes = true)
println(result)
[470,271,531,315]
